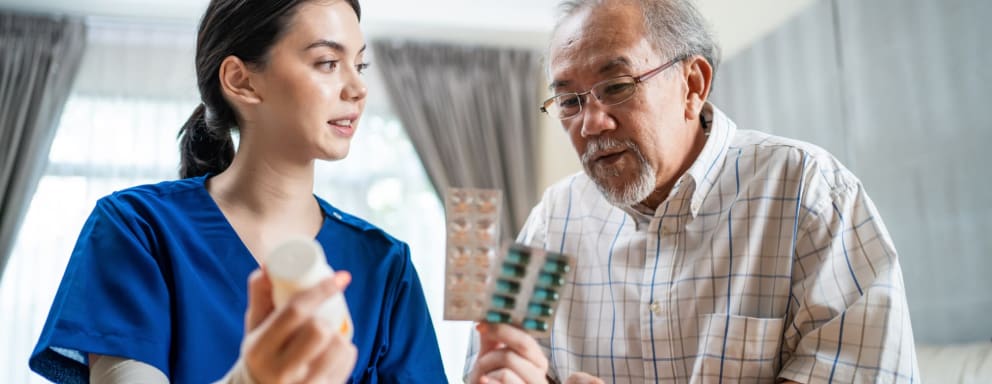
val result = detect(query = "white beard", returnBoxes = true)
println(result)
[581,137,656,207]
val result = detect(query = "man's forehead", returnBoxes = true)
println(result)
[547,54,635,90]
[549,24,651,72]
[551,52,634,74]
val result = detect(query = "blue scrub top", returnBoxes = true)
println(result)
[29,175,445,383]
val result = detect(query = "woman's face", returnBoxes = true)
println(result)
[250,0,367,162]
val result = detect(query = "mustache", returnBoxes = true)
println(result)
[581,137,641,165]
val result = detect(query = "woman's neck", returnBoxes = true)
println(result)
[207,143,318,219]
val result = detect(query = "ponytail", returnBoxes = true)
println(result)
[178,104,235,179]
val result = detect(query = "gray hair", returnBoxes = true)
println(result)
[554,0,722,76]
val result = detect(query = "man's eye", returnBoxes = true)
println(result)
[602,82,634,95]
[558,96,580,108]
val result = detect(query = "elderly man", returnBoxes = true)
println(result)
[466,0,919,383]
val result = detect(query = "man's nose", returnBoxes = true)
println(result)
[579,98,617,138]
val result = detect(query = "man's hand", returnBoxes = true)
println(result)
[468,323,549,384]
[563,372,604,384]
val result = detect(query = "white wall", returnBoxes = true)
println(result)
[0,0,814,54]
[698,0,817,58]
[711,0,992,344]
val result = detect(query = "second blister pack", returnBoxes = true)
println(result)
[443,188,502,321]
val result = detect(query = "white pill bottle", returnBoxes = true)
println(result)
[265,237,354,340]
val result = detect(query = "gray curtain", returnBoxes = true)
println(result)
[710,0,991,344]
[0,12,86,281]
[373,41,542,236]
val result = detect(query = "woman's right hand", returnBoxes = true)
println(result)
[239,268,357,384]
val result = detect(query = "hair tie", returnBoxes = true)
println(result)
[202,103,218,127]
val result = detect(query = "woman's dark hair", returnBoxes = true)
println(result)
[178,0,362,178]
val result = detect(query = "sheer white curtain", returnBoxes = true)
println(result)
[0,19,462,383]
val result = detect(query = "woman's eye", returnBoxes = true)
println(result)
[356,62,371,74]
[317,60,339,71]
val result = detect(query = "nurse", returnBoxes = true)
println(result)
[29,0,445,382]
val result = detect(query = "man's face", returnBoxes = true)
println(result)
[548,3,698,207]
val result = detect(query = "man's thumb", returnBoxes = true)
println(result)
[564,372,605,384]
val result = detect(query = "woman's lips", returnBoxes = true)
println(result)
[328,120,355,138]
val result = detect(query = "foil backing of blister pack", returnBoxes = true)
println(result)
[443,188,502,321]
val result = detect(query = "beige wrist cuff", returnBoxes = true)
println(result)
[215,358,258,384]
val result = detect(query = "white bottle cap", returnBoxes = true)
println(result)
[267,237,333,308]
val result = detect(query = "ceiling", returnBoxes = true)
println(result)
[0,0,816,58]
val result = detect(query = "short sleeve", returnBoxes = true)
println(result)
[780,177,919,383]
[369,241,446,383]
[30,195,173,383]
[516,197,549,248]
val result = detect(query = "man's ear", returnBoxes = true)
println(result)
[682,55,713,121]
[219,55,262,106]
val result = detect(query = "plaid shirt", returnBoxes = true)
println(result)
[467,103,919,383]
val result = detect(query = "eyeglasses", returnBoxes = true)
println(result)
[540,56,685,120]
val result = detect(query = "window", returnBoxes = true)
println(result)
[0,22,467,383]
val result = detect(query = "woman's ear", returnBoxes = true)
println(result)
[219,55,262,106]
[682,55,713,121]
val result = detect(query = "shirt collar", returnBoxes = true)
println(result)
[680,102,736,218]
[617,102,736,225]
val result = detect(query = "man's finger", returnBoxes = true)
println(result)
[479,323,548,372]
[477,322,503,355]
[474,349,545,384]
[485,368,525,384]
[564,372,605,384]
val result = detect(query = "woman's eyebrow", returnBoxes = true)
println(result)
[304,39,345,52]
[304,40,368,55]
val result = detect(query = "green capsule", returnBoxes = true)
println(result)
[542,258,570,274]
[532,288,559,302]
[536,272,564,288]
[527,303,553,317]
[486,310,511,323]
[491,295,516,310]
[522,318,548,332]
[505,248,531,264]
[496,279,521,294]
[501,262,526,278]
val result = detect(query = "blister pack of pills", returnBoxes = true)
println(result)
[444,188,503,321]
[443,188,574,337]
[483,244,573,335]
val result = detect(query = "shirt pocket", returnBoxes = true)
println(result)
[689,313,785,384]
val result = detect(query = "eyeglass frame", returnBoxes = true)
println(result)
[539,55,688,120]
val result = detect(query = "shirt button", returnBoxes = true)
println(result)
[650,301,662,315]
[691,201,701,212]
